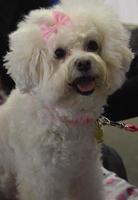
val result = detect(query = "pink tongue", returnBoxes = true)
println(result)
[77,81,95,92]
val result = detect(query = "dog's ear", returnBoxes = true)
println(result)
[121,42,134,73]
[113,27,134,73]
[116,26,134,73]
[4,9,51,93]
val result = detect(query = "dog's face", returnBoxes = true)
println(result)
[5,0,133,113]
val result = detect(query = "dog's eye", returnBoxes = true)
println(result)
[54,48,66,59]
[85,40,99,52]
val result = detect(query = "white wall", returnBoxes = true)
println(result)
[104,0,138,26]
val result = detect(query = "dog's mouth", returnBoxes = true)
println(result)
[69,76,96,96]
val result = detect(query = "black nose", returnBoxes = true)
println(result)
[75,59,91,72]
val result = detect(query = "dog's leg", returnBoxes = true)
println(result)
[70,167,104,200]
[17,173,68,200]
[16,159,68,200]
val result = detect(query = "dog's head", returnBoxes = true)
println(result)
[5,0,133,113]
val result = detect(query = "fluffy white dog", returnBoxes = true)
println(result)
[0,0,133,199]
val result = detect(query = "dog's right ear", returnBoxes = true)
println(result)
[4,9,52,93]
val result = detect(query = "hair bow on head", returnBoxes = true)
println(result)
[40,11,72,41]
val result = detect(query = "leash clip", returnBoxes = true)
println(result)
[99,116,138,133]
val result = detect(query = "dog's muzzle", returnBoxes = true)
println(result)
[69,58,96,96]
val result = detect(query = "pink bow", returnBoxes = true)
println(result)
[40,11,72,41]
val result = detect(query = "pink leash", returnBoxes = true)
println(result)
[124,124,138,132]
[99,116,138,133]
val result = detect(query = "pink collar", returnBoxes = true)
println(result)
[44,105,94,126]
[60,114,94,126]
[29,94,94,126]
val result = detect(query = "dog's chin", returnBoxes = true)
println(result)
[69,76,96,96]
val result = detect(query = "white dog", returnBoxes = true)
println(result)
[0,0,133,199]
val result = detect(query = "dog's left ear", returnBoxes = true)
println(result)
[120,29,134,72]
[4,9,51,93]
[104,26,134,73]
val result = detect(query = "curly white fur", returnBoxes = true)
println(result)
[0,0,133,199]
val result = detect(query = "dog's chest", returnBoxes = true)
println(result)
[39,124,97,176]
